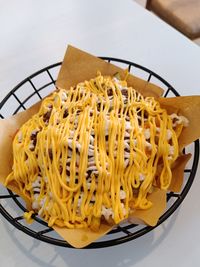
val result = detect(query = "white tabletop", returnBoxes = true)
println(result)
[0,0,200,266]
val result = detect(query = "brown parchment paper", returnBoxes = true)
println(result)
[56,45,164,98]
[169,154,192,192]
[0,45,200,248]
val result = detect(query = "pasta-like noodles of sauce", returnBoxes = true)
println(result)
[5,74,188,229]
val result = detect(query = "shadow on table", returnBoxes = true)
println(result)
[2,209,179,267]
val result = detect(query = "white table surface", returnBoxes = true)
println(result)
[0,0,200,266]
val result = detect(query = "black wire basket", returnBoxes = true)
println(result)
[0,57,199,249]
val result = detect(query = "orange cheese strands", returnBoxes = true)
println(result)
[5,73,188,229]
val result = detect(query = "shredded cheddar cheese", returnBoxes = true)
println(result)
[5,73,188,229]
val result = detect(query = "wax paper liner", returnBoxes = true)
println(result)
[0,46,200,248]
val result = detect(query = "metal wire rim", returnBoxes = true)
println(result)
[0,58,199,249]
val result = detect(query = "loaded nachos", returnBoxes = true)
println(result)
[5,73,188,230]
[1,45,200,248]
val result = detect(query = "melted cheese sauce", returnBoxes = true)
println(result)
[5,74,186,229]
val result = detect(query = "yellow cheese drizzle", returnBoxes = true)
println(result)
[5,73,184,229]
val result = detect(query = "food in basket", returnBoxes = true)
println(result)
[1,45,200,248]
[5,72,189,230]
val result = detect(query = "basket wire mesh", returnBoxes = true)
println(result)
[0,58,199,248]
